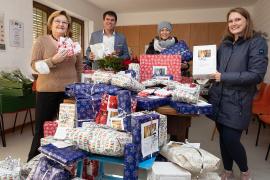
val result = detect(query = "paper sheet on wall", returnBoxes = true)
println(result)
[0,13,6,51]
[9,19,24,48]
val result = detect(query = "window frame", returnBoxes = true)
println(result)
[33,1,84,55]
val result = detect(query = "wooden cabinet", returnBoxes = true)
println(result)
[116,22,226,57]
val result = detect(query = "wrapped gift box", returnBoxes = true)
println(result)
[128,63,140,81]
[140,55,181,82]
[38,144,87,166]
[65,83,122,98]
[153,112,167,147]
[171,83,201,104]
[117,90,132,131]
[111,74,145,92]
[65,124,132,156]
[0,156,21,180]
[57,37,81,57]
[43,121,58,137]
[147,162,191,180]
[160,41,193,62]
[124,143,138,180]
[170,100,212,115]
[32,157,71,179]
[131,112,160,161]
[136,96,170,110]
[82,159,99,179]
[76,96,102,120]
[58,103,76,128]
[95,93,118,125]
[20,154,45,179]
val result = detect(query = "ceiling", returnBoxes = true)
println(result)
[86,0,258,13]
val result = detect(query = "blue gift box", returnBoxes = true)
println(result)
[170,101,212,115]
[117,90,132,132]
[124,143,139,180]
[38,144,88,166]
[32,157,71,180]
[131,112,160,161]
[136,96,170,110]
[65,83,123,98]
[160,41,193,62]
[76,95,102,120]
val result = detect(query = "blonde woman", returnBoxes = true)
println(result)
[28,10,83,161]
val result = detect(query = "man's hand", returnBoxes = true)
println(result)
[89,52,95,61]
[211,71,221,82]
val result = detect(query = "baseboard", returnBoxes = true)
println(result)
[4,121,35,134]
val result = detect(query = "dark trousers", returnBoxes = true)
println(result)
[27,92,65,162]
[216,123,248,172]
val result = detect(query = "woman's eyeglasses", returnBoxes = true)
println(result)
[53,20,69,25]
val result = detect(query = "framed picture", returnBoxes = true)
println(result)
[193,45,216,79]
[152,66,167,76]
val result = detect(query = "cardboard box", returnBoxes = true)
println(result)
[147,162,191,180]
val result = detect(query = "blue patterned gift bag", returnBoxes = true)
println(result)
[124,143,139,180]
[117,90,132,132]
[160,41,193,62]
[32,157,71,180]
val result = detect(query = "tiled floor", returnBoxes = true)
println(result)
[0,116,269,179]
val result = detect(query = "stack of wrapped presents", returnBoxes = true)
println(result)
[1,54,220,180]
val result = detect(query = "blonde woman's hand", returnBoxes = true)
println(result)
[211,71,221,82]
[51,49,68,64]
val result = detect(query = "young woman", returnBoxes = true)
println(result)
[209,7,268,180]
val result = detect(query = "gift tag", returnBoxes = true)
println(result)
[52,140,73,148]
[54,127,68,140]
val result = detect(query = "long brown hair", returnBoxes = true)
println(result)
[47,10,72,37]
[224,7,254,40]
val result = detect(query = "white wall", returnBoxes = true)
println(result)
[0,0,33,75]
[117,6,253,26]
[253,0,270,82]
[0,0,103,131]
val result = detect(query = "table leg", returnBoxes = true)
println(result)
[29,108,34,136]
[167,115,191,142]
[20,109,29,134]
[13,112,18,132]
[0,114,6,147]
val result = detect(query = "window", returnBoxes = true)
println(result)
[33,1,84,54]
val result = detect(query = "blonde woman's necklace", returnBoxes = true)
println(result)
[51,34,58,41]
